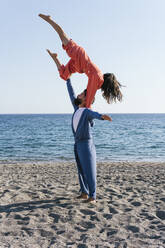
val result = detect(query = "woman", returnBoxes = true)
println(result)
[39,14,123,108]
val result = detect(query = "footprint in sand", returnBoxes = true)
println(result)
[0,189,10,198]
[98,208,104,213]
[107,228,118,236]
[156,210,165,220]
[103,213,112,220]
[149,234,161,240]
[22,227,34,236]
[40,229,54,238]
[56,230,65,235]
[3,232,11,237]
[124,208,132,212]
[157,224,165,231]
[151,220,161,225]
[160,197,165,202]
[40,189,53,195]
[66,242,75,247]
[77,244,88,248]
[79,233,88,242]
[49,213,60,223]
[14,214,30,225]
[145,214,155,221]
[79,220,95,229]
[90,215,100,221]
[75,226,87,232]
[131,201,142,207]
[79,209,96,216]
[125,187,133,192]
[109,207,118,214]
[80,209,100,221]
[127,225,140,233]
[149,225,156,230]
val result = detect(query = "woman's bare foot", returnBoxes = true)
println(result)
[39,14,70,46]
[38,14,52,23]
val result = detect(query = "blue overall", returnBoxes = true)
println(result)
[66,79,104,199]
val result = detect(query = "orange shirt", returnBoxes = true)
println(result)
[59,40,104,108]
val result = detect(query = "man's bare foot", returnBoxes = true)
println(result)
[84,197,96,204]
[76,193,88,200]
[38,14,52,22]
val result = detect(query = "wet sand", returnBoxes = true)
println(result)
[0,162,165,248]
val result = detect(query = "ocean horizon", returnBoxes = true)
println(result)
[0,113,165,163]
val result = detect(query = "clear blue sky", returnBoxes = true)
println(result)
[1,0,165,114]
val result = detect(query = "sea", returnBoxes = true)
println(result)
[0,114,165,163]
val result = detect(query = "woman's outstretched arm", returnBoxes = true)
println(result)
[47,49,76,80]
[47,50,62,70]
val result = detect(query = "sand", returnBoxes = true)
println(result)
[0,161,165,248]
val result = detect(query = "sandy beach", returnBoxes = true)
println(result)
[0,161,165,248]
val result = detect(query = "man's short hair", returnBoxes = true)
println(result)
[84,89,95,104]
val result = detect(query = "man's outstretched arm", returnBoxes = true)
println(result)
[87,109,112,121]
[66,79,78,110]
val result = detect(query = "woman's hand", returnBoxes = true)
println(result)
[47,49,58,59]
[46,49,61,70]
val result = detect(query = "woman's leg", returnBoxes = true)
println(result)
[38,14,70,46]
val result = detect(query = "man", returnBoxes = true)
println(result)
[66,78,112,203]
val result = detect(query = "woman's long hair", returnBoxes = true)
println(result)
[101,73,123,104]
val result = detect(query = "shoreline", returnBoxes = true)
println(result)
[0,162,165,247]
[0,160,165,165]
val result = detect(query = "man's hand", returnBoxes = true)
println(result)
[101,114,112,121]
